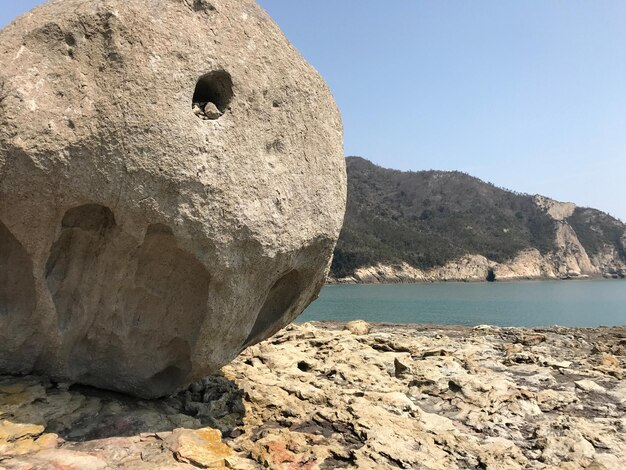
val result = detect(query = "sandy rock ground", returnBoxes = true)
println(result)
[1,322,625,469]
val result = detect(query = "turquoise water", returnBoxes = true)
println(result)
[298,280,626,327]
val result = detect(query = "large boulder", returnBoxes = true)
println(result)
[0,0,345,398]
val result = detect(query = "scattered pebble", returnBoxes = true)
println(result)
[192,101,222,120]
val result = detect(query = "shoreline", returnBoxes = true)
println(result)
[307,320,626,331]
[328,251,626,284]
[326,275,626,286]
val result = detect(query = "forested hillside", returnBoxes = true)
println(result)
[331,157,626,279]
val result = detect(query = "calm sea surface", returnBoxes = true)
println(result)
[298,280,626,327]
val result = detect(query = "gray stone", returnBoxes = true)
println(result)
[574,379,606,393]
[344,320,370,335]
[394,357,410,378]
[0,0,346,398]
[203,102,222,119]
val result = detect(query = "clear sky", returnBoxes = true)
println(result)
[2,1,625,220]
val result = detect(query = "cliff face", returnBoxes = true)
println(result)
[332,250,554,284]
[330,158,626,283]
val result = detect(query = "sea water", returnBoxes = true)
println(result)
[298,280,626,327]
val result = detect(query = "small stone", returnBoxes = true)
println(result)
[575,379,605,393]
[344,320,370,335]
[225,456,258,469]
[394,357,410,378]
[518,334,547,346]
[167,427,233,468]
[473,325,497,331]
[599,353,619,369]
[34,434,60,450]
[155,431,172,441]
[4,433,60,457]
[536,390,578,412]
[7,449,108,469]
[204,102,222,119]
[544,358,572,369]
[0,420,45,442]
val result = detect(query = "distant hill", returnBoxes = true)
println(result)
[330,157,626,282]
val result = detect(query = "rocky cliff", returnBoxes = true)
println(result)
[330,158,626,283]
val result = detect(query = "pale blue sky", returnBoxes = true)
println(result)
[2,1,625,220]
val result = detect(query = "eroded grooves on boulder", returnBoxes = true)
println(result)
[244,270,301,348]
[46,208,210,396]
[134,223,210,343]
[146,338,193,397]
[0,220,35,318]
[45,204,119,331]
[61,204,115,230]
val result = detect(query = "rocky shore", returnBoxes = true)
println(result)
[328,253,626,284]
[1,322,625,469]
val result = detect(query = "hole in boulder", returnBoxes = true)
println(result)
[243,270,301,348]
[192,70,233,120]
[64,32,76,47]
[486,268,496,283]
[192,0,215,12]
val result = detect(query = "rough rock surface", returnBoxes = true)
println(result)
[344,320,370,335]
[0,0,346,398]
[333,249,626,284]
[533,195,576,221]
[1,322,624,469]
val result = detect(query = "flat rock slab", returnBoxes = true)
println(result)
[1,323,624,469]
[0,0,345,398]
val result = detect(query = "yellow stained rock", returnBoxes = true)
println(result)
[600,353,619,369]
[0,383,47,407]
[167,427,233,468]
[4,437,38,456]
[0,383,26,395]
[2,433,58,457]
[0,391,32,406]
[34,433,60,450]
[0,420,45,442]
